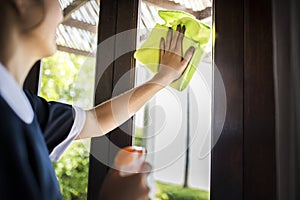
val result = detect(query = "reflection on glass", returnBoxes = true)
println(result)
[134,0,212,199]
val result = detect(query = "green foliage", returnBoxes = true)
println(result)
[155,182,209,200]
[53,141,90,200]
[40,51,95,109]
[134,128,144,147]
[41,51,94,200]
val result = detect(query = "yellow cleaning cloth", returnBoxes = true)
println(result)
[134,10,211,91]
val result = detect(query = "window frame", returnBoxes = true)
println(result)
[211,0,276,199]
[87,0,139,199]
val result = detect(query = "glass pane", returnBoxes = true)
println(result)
[39,1,99,199]
[134,0,212,199]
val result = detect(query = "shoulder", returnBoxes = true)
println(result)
[24,90,48,110]
[0,95,22,123]
[23,89,73,112]
[0,96,27,142]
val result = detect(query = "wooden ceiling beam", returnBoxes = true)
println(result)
[143,0,212,20]
[63,0,89,22]
[62,18,97,33]
[197,7,212,20]
[57,45,94,57]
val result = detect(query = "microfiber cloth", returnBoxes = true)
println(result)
[134,10,211,91]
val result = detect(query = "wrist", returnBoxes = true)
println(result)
[149,72,174,88]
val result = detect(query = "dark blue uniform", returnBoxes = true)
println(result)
[0,90,74,200]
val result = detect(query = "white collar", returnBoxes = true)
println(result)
[0,63,34,124]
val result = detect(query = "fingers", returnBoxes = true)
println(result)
[170,24,181,50]
[101,168,151,200]
[139,162,152,190]
[165,28,173,50]
[182,46,195,66]
[175,25,185,54]
[156,24,197,85]
[165,25,186,56]
[140,162,152,175]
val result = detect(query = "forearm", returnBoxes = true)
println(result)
[77,26,194,139]
[78,73,172,139]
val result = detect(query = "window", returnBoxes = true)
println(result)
[132,0,213,199]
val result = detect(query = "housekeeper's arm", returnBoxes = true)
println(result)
[77,25,194,139]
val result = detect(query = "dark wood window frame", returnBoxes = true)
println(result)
[87,0,139,199]
[212,0,276,200]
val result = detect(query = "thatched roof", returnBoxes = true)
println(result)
[57,0,212,57]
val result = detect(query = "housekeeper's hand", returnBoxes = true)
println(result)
[155,24,195,86]
[99,162,152,200]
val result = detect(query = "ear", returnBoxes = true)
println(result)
[11,0,44,31]
[11,0,26,16]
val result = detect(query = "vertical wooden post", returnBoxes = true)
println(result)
[87,0,139,199]
[211,0,244,199]
[244,0,276,199]
[273,0,300,199]
[212,0,276,199]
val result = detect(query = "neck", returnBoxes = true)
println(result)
[0,33,38,87]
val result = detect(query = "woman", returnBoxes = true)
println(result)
[0,0,194,199]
